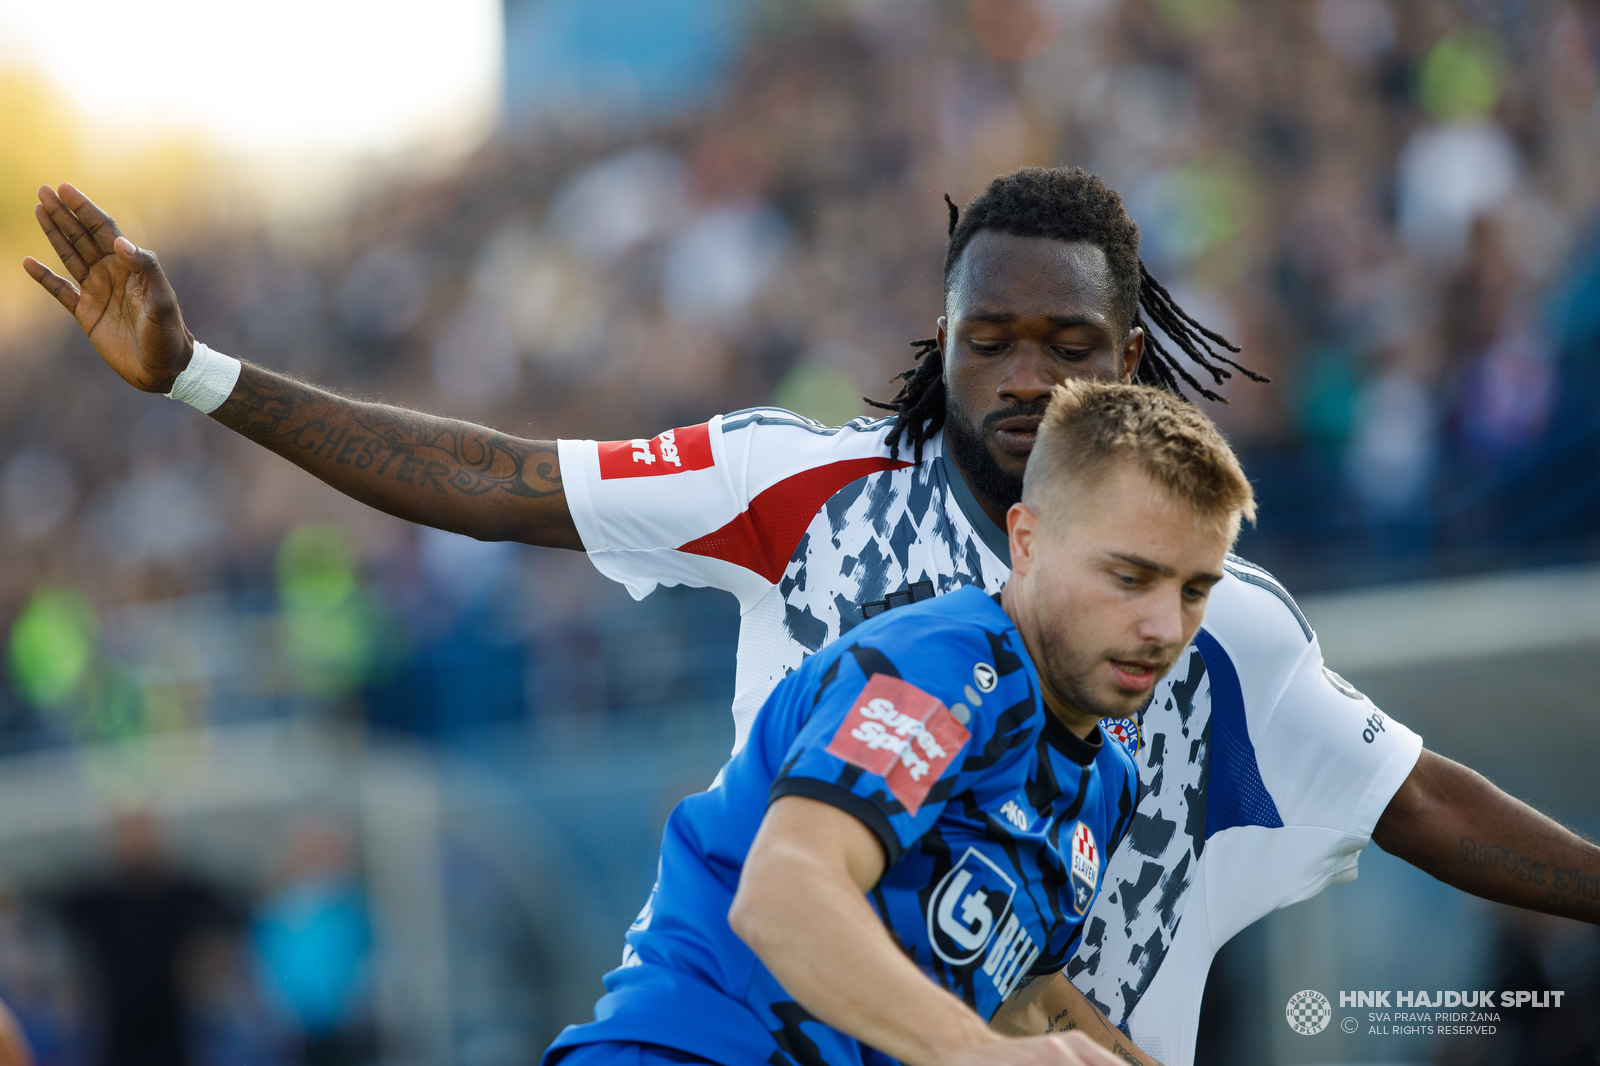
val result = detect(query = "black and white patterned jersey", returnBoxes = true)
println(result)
[557,409,1423,1064]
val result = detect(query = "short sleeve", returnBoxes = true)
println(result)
[1255,639,1423,837]
[559,417,760,604]
[1202,564,1423,842]
[560,410,911,611]
[767,626,1011,865]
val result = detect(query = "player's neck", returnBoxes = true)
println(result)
[942,418,1022,531]
[1000,582,1101,740]
[957,463,1013,531]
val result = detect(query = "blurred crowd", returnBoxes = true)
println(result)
[0,813,372,1066]
[1,0,1599,815]
[3,0,1599,625]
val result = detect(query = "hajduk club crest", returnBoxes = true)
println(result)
[1102,716,1141,759]
[1069,821,1100,915]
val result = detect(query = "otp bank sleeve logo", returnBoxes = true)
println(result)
[597,424,714,479]
[927,847,1017,966]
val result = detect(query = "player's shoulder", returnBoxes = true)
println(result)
[852,585,1012,652]
[820,587,1029,719]
[1201,554,1316,662]
[719,405,899,432]
[718,407,912,463]
[696,406,939,506]
[719,406,898,440]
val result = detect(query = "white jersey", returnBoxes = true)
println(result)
[558,410,1423,1064]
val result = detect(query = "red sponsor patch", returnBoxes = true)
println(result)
[825,674,971,815]
[598,423,714,479]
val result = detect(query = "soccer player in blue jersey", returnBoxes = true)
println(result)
[540,379,1256,1066]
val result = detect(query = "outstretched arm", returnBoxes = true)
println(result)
[1373,748,1600,922]
[730,796,1144,1066]
[209,368,576,546]
[22,183,580,548]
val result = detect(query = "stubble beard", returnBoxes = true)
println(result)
[1039,636,1174,725]
[943,400,1037,512]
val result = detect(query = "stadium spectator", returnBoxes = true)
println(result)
[51,814,235,1066]
[252,820,372,1066]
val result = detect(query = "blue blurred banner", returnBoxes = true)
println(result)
[504,0,748,123]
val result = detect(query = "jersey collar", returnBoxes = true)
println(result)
[937,437,1011,566]
[1042,713,1105,766]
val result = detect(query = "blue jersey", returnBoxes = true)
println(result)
[545,586,1137,1066]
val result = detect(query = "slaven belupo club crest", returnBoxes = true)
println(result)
[1069,821,1099,915]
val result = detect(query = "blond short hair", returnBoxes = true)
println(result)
[1023,379,1256,542]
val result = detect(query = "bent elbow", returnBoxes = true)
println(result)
[728,864,785,954]
[727,882,763,947]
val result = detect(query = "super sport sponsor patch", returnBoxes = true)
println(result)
[597,423,714,479]
[826,674,970,815]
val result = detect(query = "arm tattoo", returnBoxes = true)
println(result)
[1044,1009,1076,1033]
[1111,1042,1142,1065]
[218,368,563,500]
[1549,862,1600,911]
[1458,836,1600,921]
[1458,837,1547,885]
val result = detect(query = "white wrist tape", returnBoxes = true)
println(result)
[166,342,242,414]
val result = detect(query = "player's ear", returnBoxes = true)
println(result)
[1006,503,1038,573]
[1121,326,1144,383]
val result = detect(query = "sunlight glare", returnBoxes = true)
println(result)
[0,0,502,159]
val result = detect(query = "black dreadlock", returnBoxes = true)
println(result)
[868,167,1269,461]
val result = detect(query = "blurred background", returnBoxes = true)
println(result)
[1,0,1598,1062]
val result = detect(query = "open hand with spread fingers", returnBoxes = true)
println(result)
[22,183,195,393]
[19,182,578,546]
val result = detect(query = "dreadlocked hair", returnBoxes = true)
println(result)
[868,167,1269,462]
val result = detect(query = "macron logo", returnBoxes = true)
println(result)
[998,801,1028,831]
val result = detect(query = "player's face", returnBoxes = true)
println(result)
[1005,462,1228,736]
[938,233,1144,510]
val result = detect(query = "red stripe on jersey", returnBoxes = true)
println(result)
[677,456,910,584]
[598,423,714,479]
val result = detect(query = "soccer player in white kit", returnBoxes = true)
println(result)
[25,169,1600,1064]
